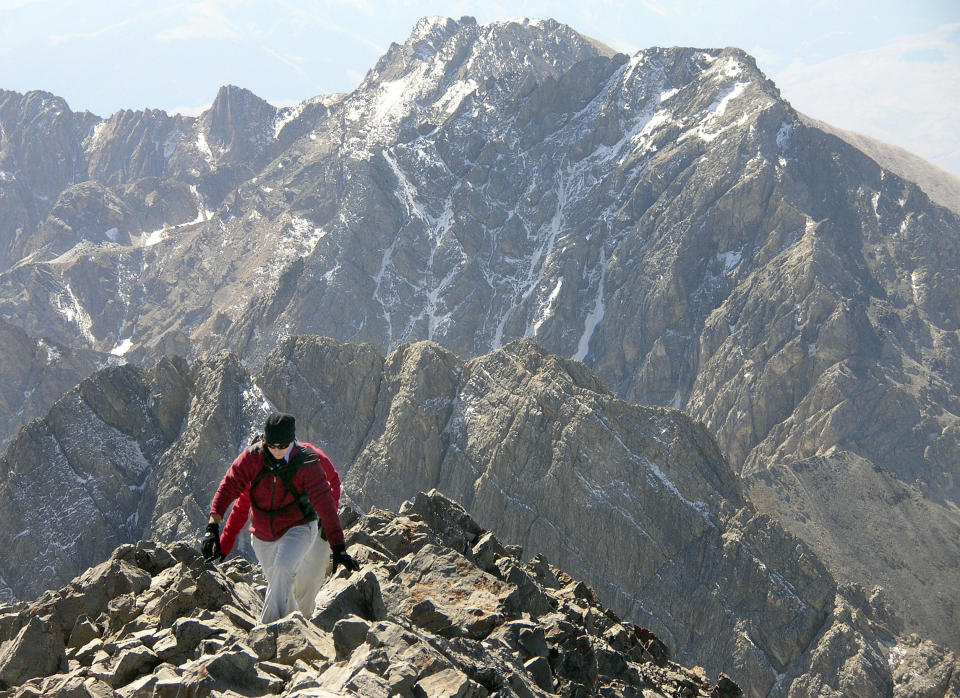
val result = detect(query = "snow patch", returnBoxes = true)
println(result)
[162,129,182,159]
[89,121,108,144]
[410,16,453,42]
[273,100,307,138]
[373,74,418,126]
[678,81,750,143]
[195,130,214,163]
[143,228,166,246]
[716,249,742,274]
[887,642,908,669]
[776,122,793,149]
[530,277,563,336]
[240,383,275,443]
[707,82,748,118]
[722,57,743,77]
[659,88,679,103]
[436,79,478,116]
[911,270,927,305]
[574,252,607,362]
[670,390,682,409]
[39,339,61,364]
[256,216,327,289]
[110,338,134,356]
[52,284,96,344]
[184,185,213,225]
[104,227,119,242]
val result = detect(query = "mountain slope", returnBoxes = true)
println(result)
[1,13,959,655]
[801,113,960,216]
[0,335,955,696]
[0,319,114,449]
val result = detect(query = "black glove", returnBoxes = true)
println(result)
[201,522,222,562]
[331,544,360,573]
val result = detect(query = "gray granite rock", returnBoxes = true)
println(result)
[0,615,66,689]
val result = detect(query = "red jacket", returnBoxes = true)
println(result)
[210,441,345,548]
[219,442,342,555]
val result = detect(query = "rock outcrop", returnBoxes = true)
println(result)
[0,491,750,698]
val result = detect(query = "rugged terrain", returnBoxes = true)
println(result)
[2,11,960,664]
[2,336,959,696]
[0,490,759,698]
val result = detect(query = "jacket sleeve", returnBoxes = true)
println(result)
[317,450,341,507]
[299,450,345,548]
[219,489,251,555]
[210,450,257,519]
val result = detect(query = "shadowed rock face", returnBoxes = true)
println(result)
[1,335,958,696]
[1,10,959,669]
[0,490,956,697]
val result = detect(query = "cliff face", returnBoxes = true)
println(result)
[0,335,955,696]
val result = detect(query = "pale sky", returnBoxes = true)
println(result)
[1,0,958,177]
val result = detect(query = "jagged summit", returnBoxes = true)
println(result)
[0,490,745,697]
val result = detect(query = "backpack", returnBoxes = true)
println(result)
[247,436,319,523]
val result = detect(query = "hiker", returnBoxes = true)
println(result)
[201,412,359,624]
[216,442,342,617]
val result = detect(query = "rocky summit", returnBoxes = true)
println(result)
[0,490,749,698]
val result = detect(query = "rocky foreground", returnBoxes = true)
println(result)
[0,491,746,698]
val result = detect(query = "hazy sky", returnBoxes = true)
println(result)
[2,0,958,177]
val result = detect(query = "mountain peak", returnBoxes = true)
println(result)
[409,15,474,44]
[206,84,275,130]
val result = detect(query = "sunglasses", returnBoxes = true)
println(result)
[265,441,291,450]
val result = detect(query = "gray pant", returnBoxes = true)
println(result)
[251,521,318,624]
[293,535,331,618]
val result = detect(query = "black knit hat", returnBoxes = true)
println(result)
[264,412,295,444]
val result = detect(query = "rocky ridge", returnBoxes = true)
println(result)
[0,319,115,449]
[0,490,750,698]
[2,335,959,696]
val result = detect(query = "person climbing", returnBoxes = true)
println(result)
[201,412,360,624]
[216,434,343,617]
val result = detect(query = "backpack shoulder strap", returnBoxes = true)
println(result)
[249,444,318,522]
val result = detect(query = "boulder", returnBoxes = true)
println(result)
[333,615,372,660]
[248,612,332,665]
[312,570,386,632]
[0,615,66,689]
[414,667,487,698]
